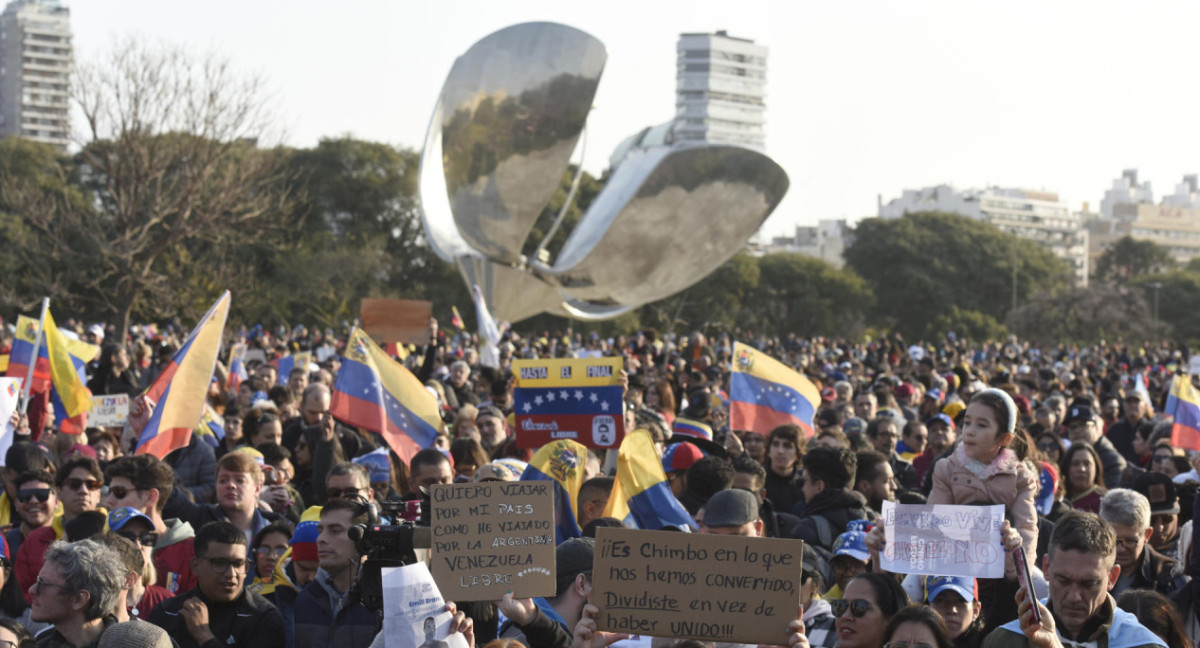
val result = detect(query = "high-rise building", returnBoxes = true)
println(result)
[0,0,71,151]
[675,31,767,151]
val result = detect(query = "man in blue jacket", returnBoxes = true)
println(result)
[293,498,378,648]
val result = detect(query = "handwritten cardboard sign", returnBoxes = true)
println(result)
[361,299,433,345]
[89,394,129,428]
[592,528,803,645]
[880,501,1005,579]
[430,481,556,601]
[512,356,625,449]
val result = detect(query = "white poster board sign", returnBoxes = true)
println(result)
[89,394,129,428]
[382,562,469,648]
[0,378,20,466]
[1190,355,1200,376]
[880,501,1005,579]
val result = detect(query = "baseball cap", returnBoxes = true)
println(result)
[673,418,714,442]
[844,519,874,534]
[1063,404,1096,426]
[474,462,520,482]
[662,441,707,474]
[820,387,836,402]
[556,538,595,593]
[352,449,391,484]
[1134,471,1180,515]
[843,417,867,437]
[927,413,955,431]
[895,384,915,399]
[702,489,759,528]
[290,506,322,561]
[924,575,977,603]
[477,405,504,422]
[925,388,943,403]
[108,507,153,533]
[832,531,870,562]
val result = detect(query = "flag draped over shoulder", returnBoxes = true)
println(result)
[1168,375,1200,450]
[519,439,587,543]
[729,342,820,437]
[136,292,231,458]
[604,429,696,531]
[330,328,440,466]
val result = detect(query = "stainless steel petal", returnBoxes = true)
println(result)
[455,256,563,325]
[437,22,606,264]
[549,144,789,306]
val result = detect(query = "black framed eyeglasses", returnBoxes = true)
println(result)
[202,557,247,574]
[16,488,51,503]
[830,598,873,618]
[326,487,362,500]
[101,485,145,499]
[64,478,102,492]
[118,531,158,548]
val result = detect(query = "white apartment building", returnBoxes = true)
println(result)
[1087,170,1200,266]
[1099,169,1153,219]
[675,31,767,151]
[761,220,852,267]
[0,0,71,150]
[878,185,1089,286]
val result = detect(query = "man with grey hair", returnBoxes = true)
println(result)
[31,539,127,648]
[442,360,477,409]
[324,462,375,507]
[1098,488,1186,596]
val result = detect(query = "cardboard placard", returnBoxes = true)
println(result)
[592,528,803,645]
[361,299,433,345]
[89,394,129,428]
[429,481,556,601]
[880,501,1005,579]
[512,357,625,449]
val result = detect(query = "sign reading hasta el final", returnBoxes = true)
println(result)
[512,357,625,449]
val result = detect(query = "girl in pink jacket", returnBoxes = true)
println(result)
[928,388,1039,562]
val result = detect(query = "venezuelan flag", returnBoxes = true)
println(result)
[604,429,696,531]
[6,315,51,391]
[273,351,311,387]
[227,343,248,393]
[137,292,231,458]
[729,342,820,437]
[1167,375,1200,450]
[330,328,440,465]
[450,306,464,330]
[44,311,94,433]
[519,439,587,543]
[194,405,225,447]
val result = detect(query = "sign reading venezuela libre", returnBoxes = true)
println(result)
[512,357,625,449]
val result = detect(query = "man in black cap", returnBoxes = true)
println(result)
[699,488,762,537]
[1133,471,1182,561]
[1063,404,1125,489]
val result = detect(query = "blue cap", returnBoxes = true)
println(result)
[924,575,977,603]
[353,449,391,484]
[108,507,153,532]
[832,531,870,562]
[845,519,874,534]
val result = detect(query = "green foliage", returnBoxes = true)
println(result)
[925,307,1008,342]
[1094,235,1176,283]
[1131,271,1200,342]
[844,212,1072,338]
[1006,283,1162,345]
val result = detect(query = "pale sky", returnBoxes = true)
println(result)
[71,1,1200,238]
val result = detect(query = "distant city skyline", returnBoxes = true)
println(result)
[69,0,1200,238]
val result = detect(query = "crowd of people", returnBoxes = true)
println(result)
[0,316,1197,648]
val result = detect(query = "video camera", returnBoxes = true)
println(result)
[347,498,431,612]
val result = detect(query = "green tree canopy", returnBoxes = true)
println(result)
[844,212,1072,339]
[1094,235,1175,284]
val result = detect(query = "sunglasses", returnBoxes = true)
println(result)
[830,598,873,618]
[326,487,362,500]
[255,546,287,558]
[1036,443,1058,452]
[884,643,935,648]
[102,485,143,499]
[65,478,102,492]
[16,488,51,504]
[118,531,158,548]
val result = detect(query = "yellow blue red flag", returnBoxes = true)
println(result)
[729,342,820,437]
[136,292,230,458]
[1168,375,1200,450]
[330,328,440,465]
[604,429,696,531]
[519,439,587,543]
[44,311,96,434]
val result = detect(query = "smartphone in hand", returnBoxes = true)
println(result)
[1013,546,1041,625]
